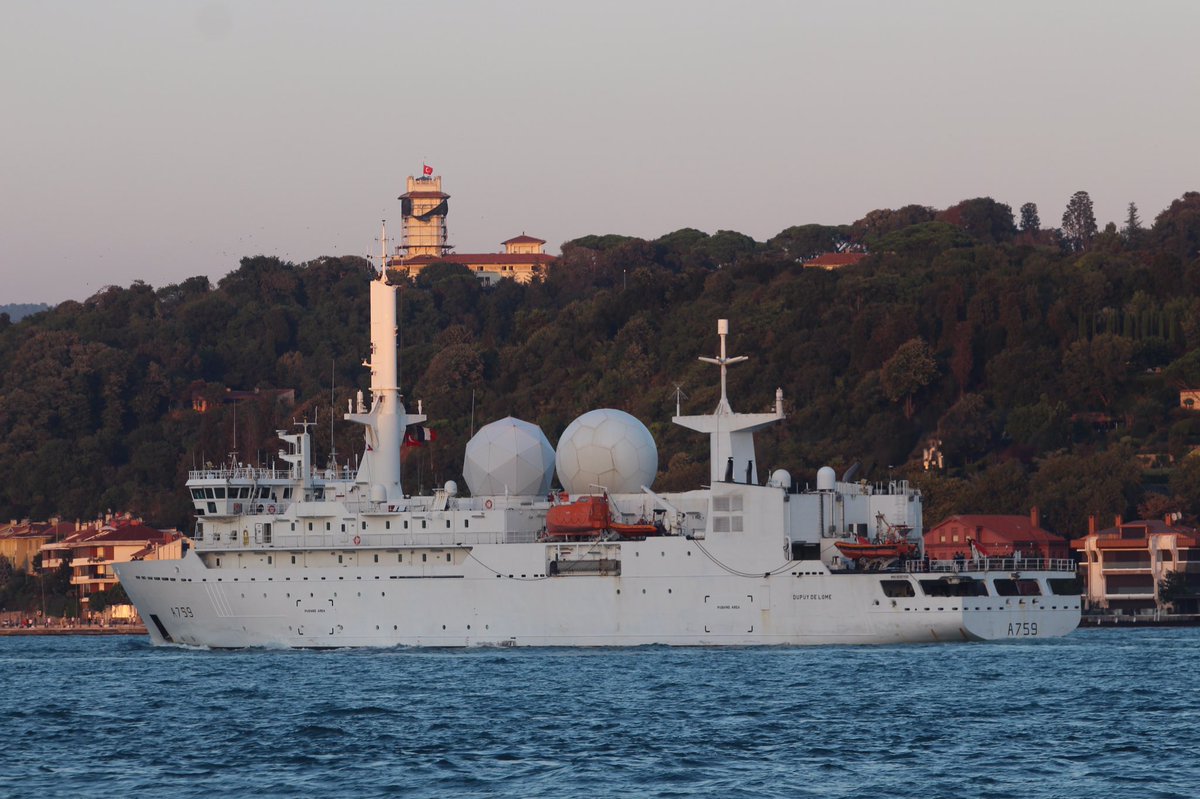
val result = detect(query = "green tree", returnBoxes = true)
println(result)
[1168,455,1200,519]
[1030,446,1142,536]
[880,338,938,420]
[1062,190,1098,252]
[1019,202,1041,232]
[1061,334,1134,409]
[935,393,993,464]
[937,197,1016,243]
[1122,201,1144,246]
[1151,191,1200,259]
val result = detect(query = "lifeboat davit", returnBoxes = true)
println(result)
[546,495,662,538]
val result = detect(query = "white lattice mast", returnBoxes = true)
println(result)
[674,319,784,484]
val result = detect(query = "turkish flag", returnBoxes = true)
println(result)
[422,164,433,176]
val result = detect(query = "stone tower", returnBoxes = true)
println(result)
[398,174,451,258]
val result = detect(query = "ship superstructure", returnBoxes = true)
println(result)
[116,251,1080,648]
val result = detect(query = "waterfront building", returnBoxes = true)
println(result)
[924,508,1069,562]
[38,515,185,608]
[386,172,556,284]
[0,519,75,573]
[1071,517,1199,615]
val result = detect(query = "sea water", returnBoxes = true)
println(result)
[1,627,1195,799]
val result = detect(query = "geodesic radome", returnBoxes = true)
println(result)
[555,408,658,495]
[462,416,555,497]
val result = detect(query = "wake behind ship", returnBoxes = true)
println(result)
[115,249,1080,648]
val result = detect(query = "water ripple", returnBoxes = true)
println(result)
[1,628,1198,797]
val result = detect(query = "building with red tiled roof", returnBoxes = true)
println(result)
[1072,516,1199,614]
[38,515,185,607]
[924,508,1069,562]
[386,173,557,284]
[0,519,75,573]
[804,252,868,270]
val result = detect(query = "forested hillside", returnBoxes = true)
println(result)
[3,191,1200,538]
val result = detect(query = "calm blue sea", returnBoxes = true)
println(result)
[1,627,1196,799]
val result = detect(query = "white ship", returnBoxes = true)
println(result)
[115,259,1081,648]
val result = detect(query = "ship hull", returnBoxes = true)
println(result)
[116,546,1079,648]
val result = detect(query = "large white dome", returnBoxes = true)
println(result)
[463,417,555,497]
[555,409,658,494]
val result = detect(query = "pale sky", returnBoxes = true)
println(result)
[2,1,1198,304]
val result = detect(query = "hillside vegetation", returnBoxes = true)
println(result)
[3,191,1200,538]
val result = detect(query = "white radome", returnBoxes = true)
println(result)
[556,409,658,494]
[462,417,555,497]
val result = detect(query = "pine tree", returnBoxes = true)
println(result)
[1061,191,1098,252]
[1019,202,1041,232]
[1122,201,1143,245]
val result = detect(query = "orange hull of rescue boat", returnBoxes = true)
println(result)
[834,539,915,560]
[546,495,609,535]
[609,522,661,538]
[545,495,663,537]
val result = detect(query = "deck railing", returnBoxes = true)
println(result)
[906,557,1076,573]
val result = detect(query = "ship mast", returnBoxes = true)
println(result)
[674,319,784,485]
[343,219,426,503]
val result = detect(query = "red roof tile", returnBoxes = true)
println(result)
[392,253,557,267]
[930,515,1065,542]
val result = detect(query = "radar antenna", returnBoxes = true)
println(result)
[673,384,689,417]
[697,319,748,413]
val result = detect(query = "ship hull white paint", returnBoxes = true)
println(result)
[116,543,1079,648]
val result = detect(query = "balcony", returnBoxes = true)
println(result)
[1104,585,1155,596]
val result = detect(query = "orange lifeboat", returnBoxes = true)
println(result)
[609,520,661,538]
[546,495,663,538]
[546,495,609,536]
[834,538,916,560]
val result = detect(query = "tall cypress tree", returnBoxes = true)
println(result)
[1061,191,1098,251]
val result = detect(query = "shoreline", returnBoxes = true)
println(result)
[1080,614,1200,628]
[0,626,147,637]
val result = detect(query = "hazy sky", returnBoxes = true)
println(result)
[2,1,1198,304]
